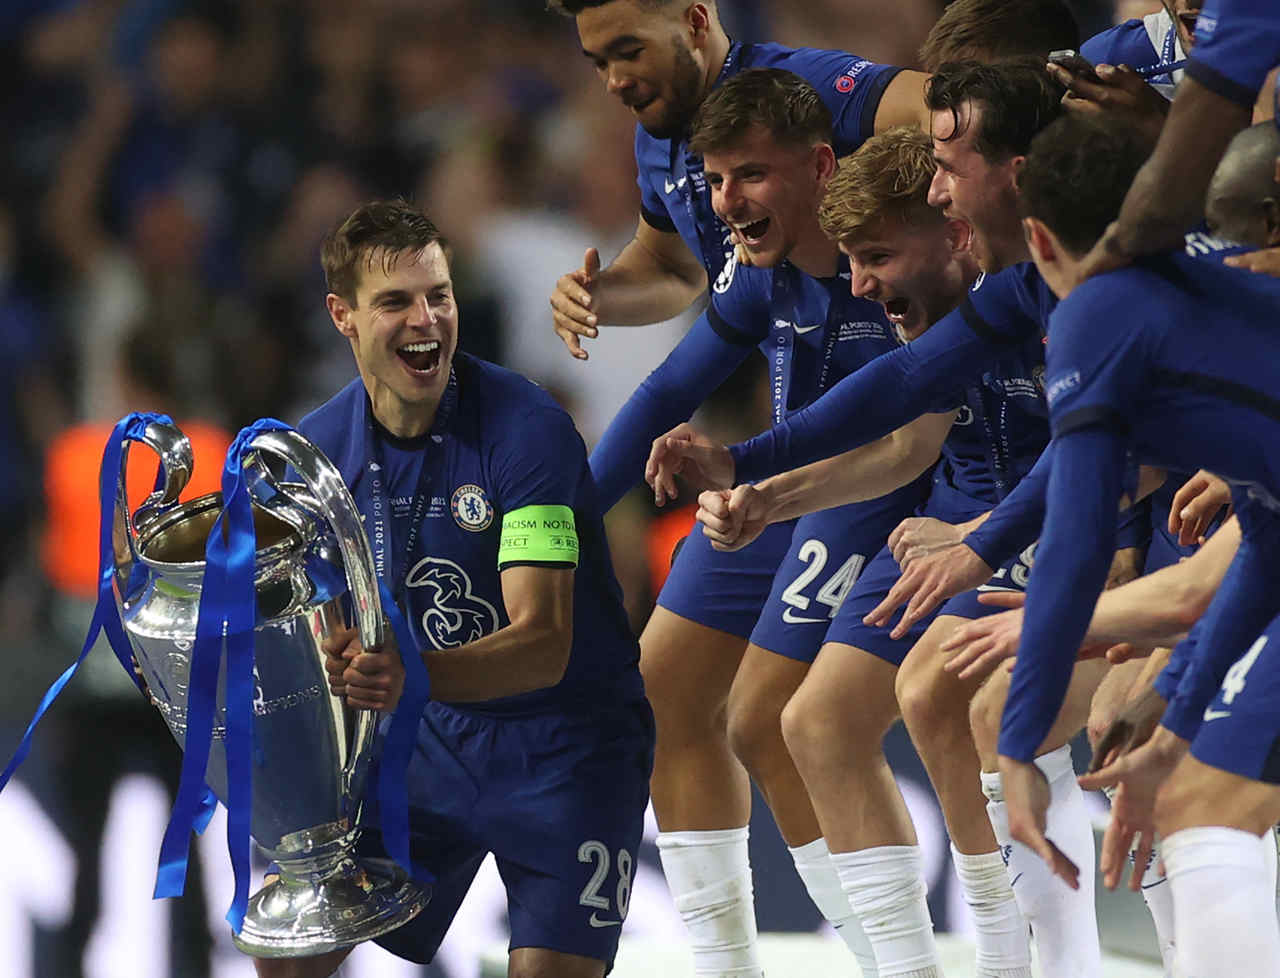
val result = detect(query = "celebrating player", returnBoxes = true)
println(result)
[251,200,654,978]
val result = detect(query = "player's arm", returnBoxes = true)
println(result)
[697,412,952,551]
[551,218,708,359]
[425,563,576,703]
[999,425,1125,762]
[751,411,952,520]
[1086,516,1240,648]
[872,69,932,132]
[589,309,754,510]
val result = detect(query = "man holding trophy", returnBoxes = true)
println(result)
[260,199,654,978]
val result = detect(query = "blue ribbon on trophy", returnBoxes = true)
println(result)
[0,410,216,848]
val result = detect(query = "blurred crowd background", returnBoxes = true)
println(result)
[0,1,1162,976]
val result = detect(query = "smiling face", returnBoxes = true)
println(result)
[703,124,831,269]
[841,216,976,341]
[927,101,1025,273]
[576,0,712,139]
[326,242,457,437]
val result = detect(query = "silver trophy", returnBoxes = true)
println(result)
[111,420,428,957]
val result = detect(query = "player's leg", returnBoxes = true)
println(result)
[895,614,1030,978]
[970,658,1107,978]
[252,949,353,978]
[642,521,796,978]
[783,640,942,977]
[484,701,653,978]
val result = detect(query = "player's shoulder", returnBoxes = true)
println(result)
[744,41,881,90]
[1081,16,1159,68]
[457,353,566,423]
[297,377,367,476]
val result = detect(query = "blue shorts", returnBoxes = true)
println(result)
[828,512,1033,667]
[1191,611,1280,784]
[360,698,654,966]
[656,518,797,639]
[749,476,930,663]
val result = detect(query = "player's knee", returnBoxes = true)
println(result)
[895,663,944,738]
[639,651,716,735]
[726,693,783,774]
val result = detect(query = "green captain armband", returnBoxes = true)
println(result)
[498,505,579,569]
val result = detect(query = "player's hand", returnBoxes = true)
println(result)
[888,516,965,567]
[1079,723,1186,891]
[1049,62,1169,148]
[697,484,770,551]
[1000,755,1080,889]
[1078,221,1133,280]
[551,248,602,361]
[322,623,405,712]
[1168,469,1231,546]
[1225,245,1280,279]
[941,592,1025,680]
[645,422,735,507]
[863,542,993,639]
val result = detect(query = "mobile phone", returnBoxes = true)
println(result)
[1047,49,1101,84]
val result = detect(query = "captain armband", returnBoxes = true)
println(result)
[497,505,579,570]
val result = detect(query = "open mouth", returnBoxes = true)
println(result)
[734,218,771,246]
[397,340,442,375]
[883,297,910,326]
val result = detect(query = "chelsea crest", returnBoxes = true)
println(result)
[451,484,493,531]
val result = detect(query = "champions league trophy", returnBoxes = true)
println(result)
[111,419,428,956]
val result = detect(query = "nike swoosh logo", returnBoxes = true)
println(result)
[1009,873,1023,887]
[793,323,823,334]
[589,914,622,928]
[782,608,828,624]
[1202,708,1232,721]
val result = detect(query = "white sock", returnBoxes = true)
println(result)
[831,845,942,978]
[790,837,878,977]
[981,746,1102,978]
[656,828,764,978]
[1135,843,1176,975]
[1164,826,1280,978]
[950,846,1033,978]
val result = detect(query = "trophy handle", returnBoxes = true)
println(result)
[241,429,385,656]
[117,419,194,560]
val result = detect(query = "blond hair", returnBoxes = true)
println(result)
[819,127,941,243]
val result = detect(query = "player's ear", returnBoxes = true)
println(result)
[327,293,357,339]
[1022,217,1054,264]
[686,3,712,47]
[813,143,837,187]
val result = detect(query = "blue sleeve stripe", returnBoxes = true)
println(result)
[707,302,760,347]
[1184,58,1262,107]
[1153,368,1280,423]
[959,296,1023,348]
[1053,405,1130,437]
[640,204,678,232]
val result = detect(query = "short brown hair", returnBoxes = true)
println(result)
[688,68,831,157]
[925,59,1066,162]
[321,199,449,305]
[819,127,941,242]
[918,0,1079,72]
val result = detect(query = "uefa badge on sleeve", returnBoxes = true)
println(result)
[451,484,494,531]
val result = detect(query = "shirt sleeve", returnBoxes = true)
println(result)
[963,446,1051,568]
[1186,0,1280,106]
[728,267,1040,484]
[782,48,902,154]
[635,127,678,232]
[999,426,1126,760]
[589,304,759,510]
[1156,489,1280,738]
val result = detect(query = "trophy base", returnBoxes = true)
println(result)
[232,857,430,958]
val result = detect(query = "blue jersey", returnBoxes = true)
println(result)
[636,41,901,284]
[1082,8,1186,96]
[999,251,1280,761]
[729,262,1056,485]
[299,354,643,716]
[1187,0,1280,106]
[926,331,1049,511]
[590,253,899,507]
